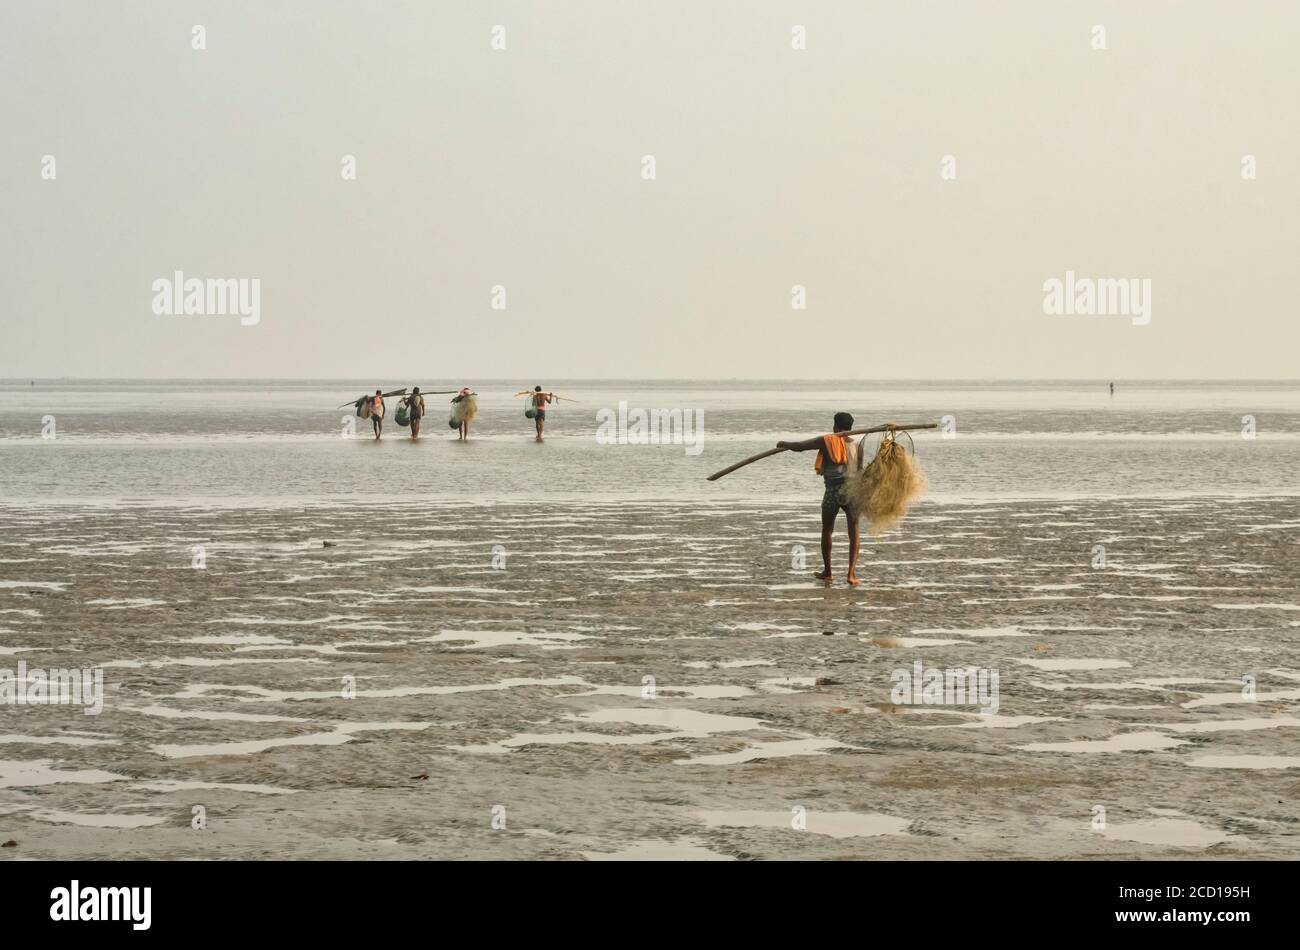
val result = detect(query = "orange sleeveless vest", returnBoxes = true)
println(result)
[814,433,848,474]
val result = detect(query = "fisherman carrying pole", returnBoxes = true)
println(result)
[530,386,554,442]
[776,412,864,585]
[401,386,425,441]
[450,387,477,441]
[709,418,937,586]
[369,388,386,440]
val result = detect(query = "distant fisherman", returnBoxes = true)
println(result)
[530,386,554,442]
[402,386,425,441]
[776,412,863,585]
[451,387,475,441]
[369,388,386,440]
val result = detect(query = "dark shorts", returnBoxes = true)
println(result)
[534,411,545,421]
[821,480,857,519]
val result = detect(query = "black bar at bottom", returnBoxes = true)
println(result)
[0,859,1285,937]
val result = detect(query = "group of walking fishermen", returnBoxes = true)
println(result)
[362,386,556,442]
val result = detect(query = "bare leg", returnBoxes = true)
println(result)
[845,510,861,586]
[815,505,835,580]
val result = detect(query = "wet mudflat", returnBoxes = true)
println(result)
[1,497,1297,859]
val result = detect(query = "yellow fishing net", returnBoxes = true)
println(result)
[845,427,927,536]
[452,394,478,423]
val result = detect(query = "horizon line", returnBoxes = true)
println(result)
[3,376,1299,385]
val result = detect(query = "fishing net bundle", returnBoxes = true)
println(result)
[844,426,927,537]
[449,394,478,427]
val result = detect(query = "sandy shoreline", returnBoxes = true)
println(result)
[1,497,1298,859]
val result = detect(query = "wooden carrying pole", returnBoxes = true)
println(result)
[338,388,461,408]
[337,387,409,409]
[515,391,578,402]
[705,422,939,481]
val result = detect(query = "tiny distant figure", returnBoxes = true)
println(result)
[370,389,386,440]
[1109,382,1114,396]
[531,385,554,442]
[451,387,476,441]
[402,386,425,441]
[776,411,863,586]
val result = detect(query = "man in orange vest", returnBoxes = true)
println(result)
[776,412,862,585]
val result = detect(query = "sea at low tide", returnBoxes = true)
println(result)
[1,379,1297,506]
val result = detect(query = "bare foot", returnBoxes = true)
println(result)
[814,569,833,581]
[846,573,860,586]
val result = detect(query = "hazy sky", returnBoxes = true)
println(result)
[2,1,1297,380]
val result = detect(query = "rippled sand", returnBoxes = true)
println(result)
[1,497,1298,859]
